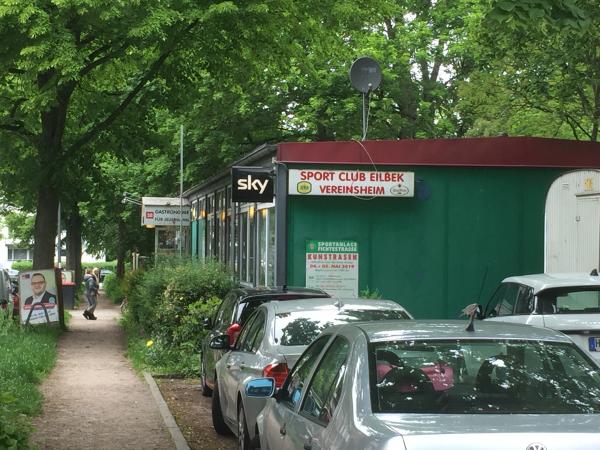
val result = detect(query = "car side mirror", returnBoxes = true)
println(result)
[203,317,212,330]
[245,378,275,398]
[209,334,230,350]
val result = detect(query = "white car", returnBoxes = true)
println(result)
[482,272,600,362]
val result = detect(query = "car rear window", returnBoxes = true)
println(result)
[274,308,409,346]
[538,287,600,314]
[235,294,330,324]
[371,339,600,414]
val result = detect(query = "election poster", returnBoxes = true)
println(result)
[19,269,60,325]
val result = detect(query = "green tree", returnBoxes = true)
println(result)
[459,0,600,140]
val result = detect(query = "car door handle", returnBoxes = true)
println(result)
[279,424,286,436]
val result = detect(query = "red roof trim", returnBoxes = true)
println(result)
[277,137,600,168]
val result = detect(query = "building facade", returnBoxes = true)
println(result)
[185,137,600,319]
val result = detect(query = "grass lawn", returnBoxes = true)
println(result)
[0,315,62,449]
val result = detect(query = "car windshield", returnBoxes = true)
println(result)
[371,339,600,414]
[275,308,409,346]
[537,287,600,314]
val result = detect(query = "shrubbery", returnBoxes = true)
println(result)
[10,260,116,273]
[0,316,60,449]
[82,261,117,271]
[103,274,125,304]
[121,259,234,376]
[10,260,33,272]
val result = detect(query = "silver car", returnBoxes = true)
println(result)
[209,297,412,449]
[249,320,600,450]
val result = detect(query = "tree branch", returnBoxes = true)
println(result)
[80,43,127,78]
[67,20,199,154]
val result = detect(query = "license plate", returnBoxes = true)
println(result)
[589,337,600,351]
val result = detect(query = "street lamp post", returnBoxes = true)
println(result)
[179,125,184,259]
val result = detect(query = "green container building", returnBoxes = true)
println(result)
[184,137,600,319]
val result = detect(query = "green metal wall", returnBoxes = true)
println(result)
[287,166,565,319]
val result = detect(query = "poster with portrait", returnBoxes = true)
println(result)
[19,269,60,325]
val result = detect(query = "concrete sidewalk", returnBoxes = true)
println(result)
[30,293,175,450]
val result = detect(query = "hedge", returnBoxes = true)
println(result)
[10,260,116,273]
[121,259,235,376]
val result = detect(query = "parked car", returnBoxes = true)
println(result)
[248,319,600,450]
[7,267,18,284]
[99,269,113,283]
[210,297,412,448]
[480,271,600,363]
[200,286,331,397]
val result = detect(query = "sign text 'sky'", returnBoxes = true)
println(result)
[231,166,274,203]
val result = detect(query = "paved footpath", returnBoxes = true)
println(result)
[30,292,175,450]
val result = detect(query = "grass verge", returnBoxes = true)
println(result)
[0,316,61,449]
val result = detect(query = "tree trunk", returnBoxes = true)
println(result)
[66,207,83,286]
[32,185,59,269]
[33,76,74,270]
[117,216,127,279]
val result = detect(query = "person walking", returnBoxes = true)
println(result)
[83,268,98,320]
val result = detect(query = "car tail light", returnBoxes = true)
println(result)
[263,363,289,388]
[226,323,241,346]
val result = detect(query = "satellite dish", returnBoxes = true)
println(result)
[349,57,382,93]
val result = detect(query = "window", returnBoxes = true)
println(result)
[258,208,267,284]
[514,286,534,314]
[7,247,31,261]
[486,283,520,316]
[301,337,350,424]
[275,308,410,346]
[371,339,600,414]
[538,287,600,314]
[206,194,214,257]
[240,212,248,281]
[157,228,177,251]
[257,206,276,286]
[235,313,257,348]
[215,292,238,329]
[237,311,266,353]
[248,206,256,284]
[267,208,275,285]
[216,189,227,262]
[280,335,331,408]
[231,202,239,275]
[198,198,206,261]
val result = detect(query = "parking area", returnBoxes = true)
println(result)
[156,377,235,450]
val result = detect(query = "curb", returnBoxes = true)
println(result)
[143,371,191,450]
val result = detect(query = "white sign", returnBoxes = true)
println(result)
[142,205,191,226]
[19,270,60,325]
[305,240,359,297]
[289,169,414,197]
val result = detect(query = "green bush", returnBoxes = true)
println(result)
[103,274,125,303]
[82,261,117,271]
[11,260,33,272]
[122,259,234,376]
[0,315,61,448]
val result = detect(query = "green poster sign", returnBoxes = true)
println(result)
[306,240,359,297]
